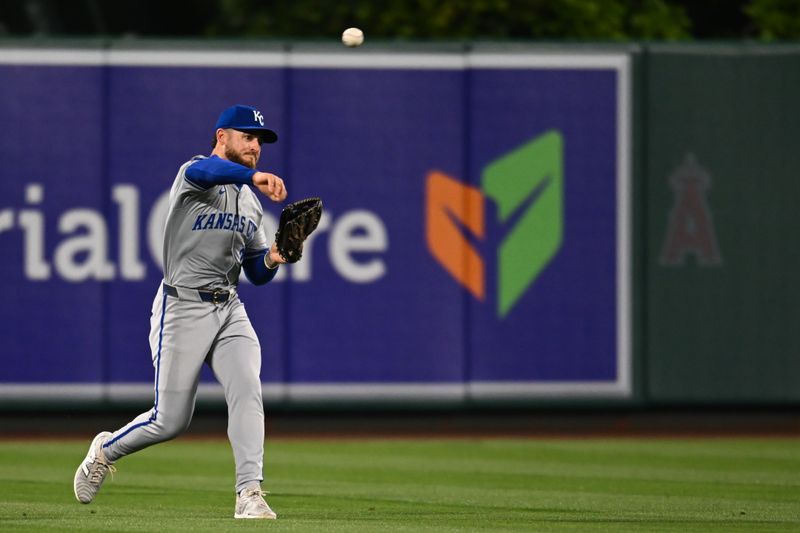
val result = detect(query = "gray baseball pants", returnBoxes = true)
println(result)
[101,285,265,493]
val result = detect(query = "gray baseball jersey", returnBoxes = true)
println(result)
[164,156,269,289]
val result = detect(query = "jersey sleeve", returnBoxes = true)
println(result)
[245,216,270,256]
[184,155,257,190]
[241,209,276,285]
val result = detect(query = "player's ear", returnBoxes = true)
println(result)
[215,128,227,147]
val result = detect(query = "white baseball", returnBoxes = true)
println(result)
[342,27,364,47]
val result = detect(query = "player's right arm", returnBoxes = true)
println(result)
[251,172,286,202]
[184,156,286,202]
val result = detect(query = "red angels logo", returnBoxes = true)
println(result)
[659,154,722,266]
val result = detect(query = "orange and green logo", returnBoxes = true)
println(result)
[426,130,564,318]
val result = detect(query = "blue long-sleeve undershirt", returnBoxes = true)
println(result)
[242,249,278,285]
[184,155,256,189]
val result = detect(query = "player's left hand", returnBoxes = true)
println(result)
[252,172,287,202]
[274,197,323,263]
[268,242,288,265]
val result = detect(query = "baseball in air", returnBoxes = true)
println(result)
[342,27,364,47]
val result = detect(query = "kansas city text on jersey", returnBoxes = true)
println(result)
[191,211,258,239]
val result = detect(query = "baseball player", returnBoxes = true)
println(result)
[73,104,287,519]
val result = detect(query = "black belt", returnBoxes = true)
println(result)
[163,283,232,304]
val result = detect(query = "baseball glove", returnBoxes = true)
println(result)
[275,197,323,263]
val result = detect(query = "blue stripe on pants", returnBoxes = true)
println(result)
[103,291,167,448]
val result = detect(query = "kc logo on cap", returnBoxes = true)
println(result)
[215,104,277,144]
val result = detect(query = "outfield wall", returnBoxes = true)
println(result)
[643,45,800,404]
[0,42,796,408]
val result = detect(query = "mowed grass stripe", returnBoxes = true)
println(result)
[0,438,798,532]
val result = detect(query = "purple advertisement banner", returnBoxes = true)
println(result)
[0,49,631,404]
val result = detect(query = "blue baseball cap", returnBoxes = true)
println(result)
[215,104,278,144]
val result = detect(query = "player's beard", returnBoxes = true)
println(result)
[225,147,258,169]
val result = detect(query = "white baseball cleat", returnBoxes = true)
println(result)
[73,431,115,504]
[234,487,277,519]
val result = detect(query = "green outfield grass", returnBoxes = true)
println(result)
[0,436,798,532]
